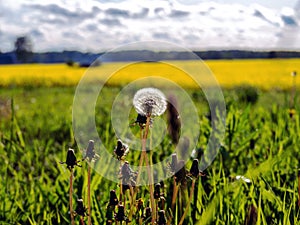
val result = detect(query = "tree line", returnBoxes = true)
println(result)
[1,35,300,65]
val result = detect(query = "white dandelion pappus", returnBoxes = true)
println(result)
[235,175,251,183]
[133,88,167,116]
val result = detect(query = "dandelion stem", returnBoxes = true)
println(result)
[178,179,196,225]
[143,115,156,224]
[87,164,92,225]
[171,178,179,211]
[155,199,158,222]
[128,185,134,213]
[143,115,151,141]
[136,149,146,184]
[80,216,85,225]
[129,114,155,223]
[119,161,123,205]
[168,178,179,225]
[124,194,126,210]
[135,128,146,185]
[144,150,155,224]
[129,115,150,218]
[128,129,145,220]
[70,168,75,225]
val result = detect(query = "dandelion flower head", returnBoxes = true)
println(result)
[133,87,167,116]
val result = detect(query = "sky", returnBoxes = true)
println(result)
[178,0,297,9]
[229,0,297,9]
[0,0,300,52]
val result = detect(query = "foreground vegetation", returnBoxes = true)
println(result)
[0,82,300,224]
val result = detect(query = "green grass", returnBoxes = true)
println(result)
[0,86,300,224]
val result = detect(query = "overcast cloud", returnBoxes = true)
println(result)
[0,0,299,52]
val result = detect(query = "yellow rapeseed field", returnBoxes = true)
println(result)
[0,59,299,90]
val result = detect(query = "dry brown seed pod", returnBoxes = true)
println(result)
[109,190,118,206]
[154,183,161,199]
[115,205,126,222]
[60,148,81,170]
[75,199,88,217]
[157,210,167,225]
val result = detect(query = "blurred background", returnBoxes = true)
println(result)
[0,0,299,64]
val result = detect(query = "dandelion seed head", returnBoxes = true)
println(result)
[133,87,167,116]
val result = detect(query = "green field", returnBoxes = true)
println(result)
[1,62,300,224]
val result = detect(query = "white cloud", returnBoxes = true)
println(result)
[0,0,299,52]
